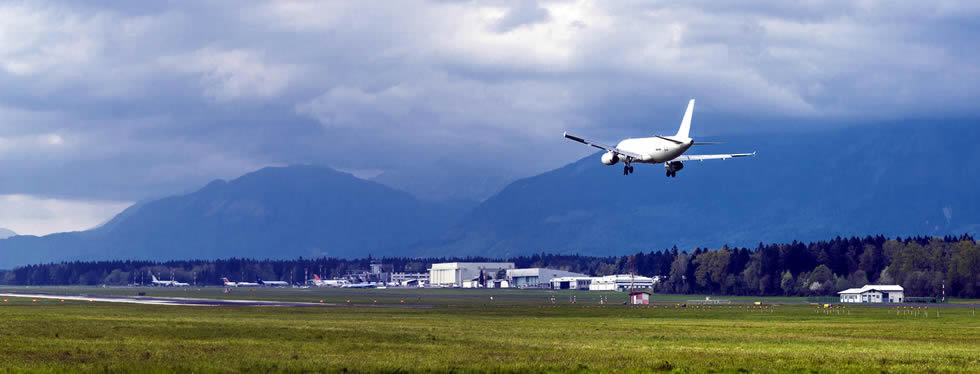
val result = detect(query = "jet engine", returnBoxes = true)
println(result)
[601,152,619,165]
[664,161,683,177]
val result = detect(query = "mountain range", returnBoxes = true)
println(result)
[0,165,470,268]
[426,121,980,257]
[1,121,978,269]
[0,228,15,240]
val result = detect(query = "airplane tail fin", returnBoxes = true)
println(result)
[151,274,158,282]
[314,274,321,281]
[675,99,694,139]
[257,277,265,285]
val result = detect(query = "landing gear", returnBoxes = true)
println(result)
[623,165,634,175]
[665,161,683,178]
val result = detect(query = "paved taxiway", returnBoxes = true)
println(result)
[0,292,433,308]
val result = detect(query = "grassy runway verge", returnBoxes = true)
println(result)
[0,287,977,372]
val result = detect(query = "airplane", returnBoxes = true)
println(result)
[257,277,289,287]
[221,277,259,288]
[309,274,345,287]
[340,282,378,289]
[563,99,755,177]
[150,274,189,287]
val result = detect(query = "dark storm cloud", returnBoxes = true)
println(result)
[1,0,979,208]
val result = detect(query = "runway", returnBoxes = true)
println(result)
[0,292,433,308]
[2,291,973,309]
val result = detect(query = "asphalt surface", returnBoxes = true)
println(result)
[1,290,975,308]
[0,292,433,308]
[656,298,980,308]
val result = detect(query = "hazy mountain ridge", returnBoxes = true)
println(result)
[0,228,16,239]
[1,121,978,269]
[0,165,471,268]
[419,121,980,256]
[369,161,517,203]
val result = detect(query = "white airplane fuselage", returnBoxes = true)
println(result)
[258,279,289,287]
[614,137,693,164]
[151,275,188,287]
[222,276,260,287]
[153,281,188,287]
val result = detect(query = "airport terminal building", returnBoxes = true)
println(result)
[550,274,659,291]
[550,276,594,290]
[428,262,515,287]
[506,268,589,288]
[589,274,658,291]
[391,272,429,287]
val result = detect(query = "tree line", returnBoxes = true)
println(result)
[1,235,977,298]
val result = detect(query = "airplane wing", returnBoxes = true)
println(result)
[674,152,756,161]
[563,132,643,159]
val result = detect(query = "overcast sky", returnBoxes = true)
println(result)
[1,0,978,235]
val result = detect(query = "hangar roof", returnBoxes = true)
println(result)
[838,285,904,294]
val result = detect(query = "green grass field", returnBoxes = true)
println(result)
[0,287,977,372]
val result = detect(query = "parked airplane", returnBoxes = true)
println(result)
[340,282,379,289]
[257,277,289,287]
[221,277,259,287]
[563,99,754,177]
[309,274,345,287]
[150,274,189,287]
